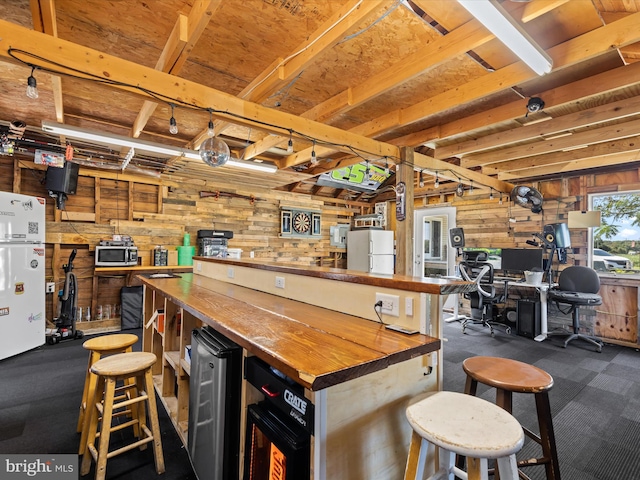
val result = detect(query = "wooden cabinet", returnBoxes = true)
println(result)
[595,276,639,347]
[142,287,200,444]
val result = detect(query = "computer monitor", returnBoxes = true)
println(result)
[500,248,544,275]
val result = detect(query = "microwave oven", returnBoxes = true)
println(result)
[95,245,138,266]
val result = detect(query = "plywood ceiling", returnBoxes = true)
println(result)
[1,0,640,201]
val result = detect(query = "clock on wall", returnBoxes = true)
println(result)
[280,208,321,237]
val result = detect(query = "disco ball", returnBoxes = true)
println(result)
[200,137,230,167]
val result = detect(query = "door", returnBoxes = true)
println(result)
[414,207,457,278]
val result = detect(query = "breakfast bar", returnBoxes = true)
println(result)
[139,259,474,479]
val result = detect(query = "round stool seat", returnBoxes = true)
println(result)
[462,356,561,480]
[406,391,524,459]
[91,352,157,377]
[463,356,553,393]
[83,333,138,354]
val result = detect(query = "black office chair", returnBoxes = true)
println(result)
[547,265,603,352]
[459,252,510,336]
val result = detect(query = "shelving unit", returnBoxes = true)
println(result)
[142,288,200,445]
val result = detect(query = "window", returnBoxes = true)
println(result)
[424,218,443,260]
[589,190,640,274]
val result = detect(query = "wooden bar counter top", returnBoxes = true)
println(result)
[140,272,441,391]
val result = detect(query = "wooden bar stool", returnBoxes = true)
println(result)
[81,352,164,480]
[462,356,561,480]
[77,333,139,454]
[404,391,524,480]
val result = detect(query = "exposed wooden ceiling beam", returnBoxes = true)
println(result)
[0,20,398,163]
[442,94,640,160]
[253,13,498,162]
[483,133,640,176]
[30,0,64,124]
[210,0,388,156]
[497,150,640,180]
[243,0,566,164]
[131,0,220,139]
[436,60,640,143]
[283,11,640,167]
[463,117,640,167]
[413,152,514,193]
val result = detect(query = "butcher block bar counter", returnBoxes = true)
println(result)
[139,259,474,479]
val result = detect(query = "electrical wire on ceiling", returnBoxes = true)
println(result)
[7,47,400,168]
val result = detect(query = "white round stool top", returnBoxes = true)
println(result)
[406,391,524,459]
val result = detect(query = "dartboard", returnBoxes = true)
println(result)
[292,212,311,234]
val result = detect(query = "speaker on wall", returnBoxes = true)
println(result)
[46,162,79,195]
[449,228,465,248]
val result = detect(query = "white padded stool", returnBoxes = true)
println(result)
[404,391,524,480]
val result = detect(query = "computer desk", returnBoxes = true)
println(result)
[444,275,555,342]
[501,279,555,342]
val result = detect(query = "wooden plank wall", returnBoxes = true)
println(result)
[1,156,360,324]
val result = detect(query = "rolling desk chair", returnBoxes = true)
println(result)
[459,251,511,336]
[547,265,603,352]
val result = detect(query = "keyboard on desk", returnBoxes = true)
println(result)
[493,275,523,283]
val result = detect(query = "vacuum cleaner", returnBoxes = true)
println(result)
[46,249,84,344]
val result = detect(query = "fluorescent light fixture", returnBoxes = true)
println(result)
[457,0,553,75]
[42,121,277,173]
[182,151,278,173]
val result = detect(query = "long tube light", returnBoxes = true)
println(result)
[42,121,278,173]
[457,0,552,75]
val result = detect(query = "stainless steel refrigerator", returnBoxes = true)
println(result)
[188,326,242,480]
[0,192,46,360]
[347,229,395,274]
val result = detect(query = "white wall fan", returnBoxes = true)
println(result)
[510,186,543,213]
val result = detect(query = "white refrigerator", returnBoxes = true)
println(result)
[0,192,46,360]
[347,229,395,274]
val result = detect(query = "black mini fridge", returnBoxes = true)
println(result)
[188,326,242,480]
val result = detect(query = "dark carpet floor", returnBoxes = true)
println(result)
[2,323,640,480]
[443,320,640,480]
[0,329,196,480]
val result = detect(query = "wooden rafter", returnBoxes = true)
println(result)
[279,11,640,169]
[30,0,64,123]
[130,0,221,140]
[0,19,399,164]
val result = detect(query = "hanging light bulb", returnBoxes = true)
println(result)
[434,173,439,188]
[456,183,464,197]
[26,66,38,99]
[200,136,230,167]
[169,104,178,135]
[207,109,215,138]
[499,192,503,205]
[364,161,371,181]
[287,130,293,153]
[489,188,494,200]
[419,170,425,188]
[470,181,474,193]
[310,140,318,164]
[384,158,390,175]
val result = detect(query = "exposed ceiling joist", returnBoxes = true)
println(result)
[0,19,399,164]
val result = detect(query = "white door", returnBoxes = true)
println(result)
[414,207,457,278]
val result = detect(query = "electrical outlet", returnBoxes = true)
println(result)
[46,282,55,294]
[275,276,285,289]
[196,261,202,272]
[405,297,413,316]
[375,293,399,317]
[227,267,234,278]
